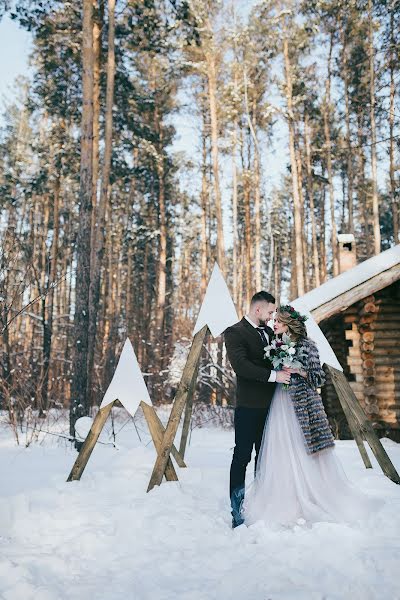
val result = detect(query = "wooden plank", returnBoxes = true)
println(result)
[326,366,400,484]
[360,319,400,330]
[179,351,203,461]
[140,402,179,482]
[67,401,115,482]
[346,366,363,375]
[345,331,360,340]
[375,356,400,365]
[147,325,208,492]
[374,330,400,339]
[374,382,396,392]
[140,401,186,469]
[376,339,400,347]
[348,347,361,355]
[347,357,363,366]
[326,371,372,469]
[371,348,400,356]
[344,315,358,323]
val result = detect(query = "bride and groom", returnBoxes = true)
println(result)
[224,291,379,529]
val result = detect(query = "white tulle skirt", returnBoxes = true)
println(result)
[243,384,380,528]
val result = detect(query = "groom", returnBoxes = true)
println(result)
[224,291,291,528]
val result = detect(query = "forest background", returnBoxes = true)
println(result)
[0,0,399,439]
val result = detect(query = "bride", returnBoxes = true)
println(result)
[242,305,381,528]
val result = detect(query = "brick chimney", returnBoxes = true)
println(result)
[338,233,357,273]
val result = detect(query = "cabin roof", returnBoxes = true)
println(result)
[296,244,400,323]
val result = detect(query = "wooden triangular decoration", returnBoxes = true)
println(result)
[193,263,238,338]
[100,338,151,416]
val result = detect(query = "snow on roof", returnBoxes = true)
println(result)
[296,244,400,313]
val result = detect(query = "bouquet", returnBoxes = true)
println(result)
[264,332,305,389]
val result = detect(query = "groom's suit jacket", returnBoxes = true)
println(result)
[224,317,276,409]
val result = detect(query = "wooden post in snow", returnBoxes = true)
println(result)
[327,365,400,484]
[147,325,208,492]
[326,367,372,469]
[67,401,115,481]
[178,358,202,461]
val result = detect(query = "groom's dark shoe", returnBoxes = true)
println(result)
[231,486,245,528]
[232,516,244,529]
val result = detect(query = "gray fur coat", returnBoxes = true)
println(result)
[288,336,335,454]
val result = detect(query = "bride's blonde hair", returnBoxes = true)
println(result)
[276,306,307,343]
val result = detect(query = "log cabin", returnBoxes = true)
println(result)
[300,240,400,441]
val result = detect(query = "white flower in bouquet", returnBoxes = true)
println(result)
[264,332,305,388]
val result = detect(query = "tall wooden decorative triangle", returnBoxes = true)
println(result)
[146,263,238,492]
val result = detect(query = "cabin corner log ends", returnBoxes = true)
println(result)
[326,365,400,485]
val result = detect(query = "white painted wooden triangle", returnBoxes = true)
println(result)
[291,298,343,371]
[100,338,152,417]
[193,263,239,338]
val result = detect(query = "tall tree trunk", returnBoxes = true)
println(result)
[42,175,61,413]
[87,0,116,405]
[152,64,168,378]
[294,134,307,291]
[304,115,320,288]
[90,0,104,259]
[388,7,398,242]
[289,226,297,300]
[319,171,327,283]
[206,51,226,273]
[154,156,167,350]
[70,0,94,437]
[125,159,137,342]
[323,34,339,276]
[368,0,381,254]
[357,116,370,257]
[201,112,209,297]
[240,129,253,307]
[340,24,354,234]
[244,73,261,291]
[273,236,281,303]
[232,124,239,305]
[283,36,304,297]
[253,143,261,292]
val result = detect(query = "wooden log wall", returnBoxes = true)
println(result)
[358,295,379,416]
[320,279,400,442]
[320,315,352,438]
[373,280,400,439]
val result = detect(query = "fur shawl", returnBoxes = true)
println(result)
[289,337,335,454]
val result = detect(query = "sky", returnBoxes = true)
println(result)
[0,16,33,116]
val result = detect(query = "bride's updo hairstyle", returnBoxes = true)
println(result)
[277,305,308,343]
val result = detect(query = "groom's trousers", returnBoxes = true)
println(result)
[230,405,270,502]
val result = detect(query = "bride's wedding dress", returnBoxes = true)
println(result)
[243,384,381,528]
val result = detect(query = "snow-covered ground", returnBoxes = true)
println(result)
[1,410,400,600]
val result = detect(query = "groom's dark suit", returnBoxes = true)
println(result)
[224,317,276,524]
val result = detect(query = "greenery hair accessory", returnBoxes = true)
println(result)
[278,304,308,324]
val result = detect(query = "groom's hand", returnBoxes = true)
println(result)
[276,370,291,384]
